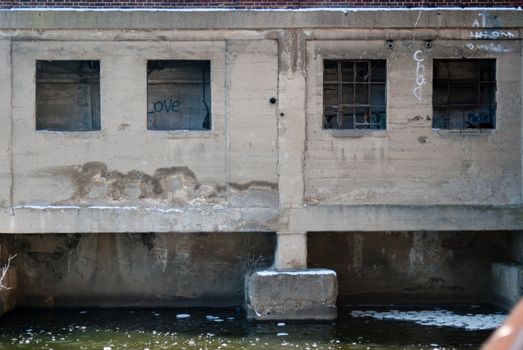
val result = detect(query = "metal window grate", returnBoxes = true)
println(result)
[323,60,386,130]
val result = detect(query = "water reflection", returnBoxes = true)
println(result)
[0,305,501,350]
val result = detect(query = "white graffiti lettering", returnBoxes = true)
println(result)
[470,31,516,40]
[472,13,501,28]
[466,42,511,53]
[413,50,425,101]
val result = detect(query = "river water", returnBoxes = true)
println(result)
[0,305,504,350]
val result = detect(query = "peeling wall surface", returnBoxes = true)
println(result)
[0,9,522,308]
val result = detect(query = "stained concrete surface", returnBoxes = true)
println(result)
[245,269,338,321]
[0,232,275,308]
[308,231,514,304]
[0,8,521,317]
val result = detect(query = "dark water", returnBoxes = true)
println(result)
[0,305,502,350]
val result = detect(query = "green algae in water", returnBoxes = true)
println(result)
[0,306,501,350]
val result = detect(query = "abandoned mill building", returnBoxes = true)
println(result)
[0,0,522,321]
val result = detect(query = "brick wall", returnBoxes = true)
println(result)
[0,0,520,9]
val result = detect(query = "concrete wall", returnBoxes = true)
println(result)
[1,233,275,308]
[0,9,520,234]
[308,231,513,304]
[0,239,17,316]
[0,8,521,309]
[305,39,521,206]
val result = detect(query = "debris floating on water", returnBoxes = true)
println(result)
[350,309,506,331]
[176,314,191,319]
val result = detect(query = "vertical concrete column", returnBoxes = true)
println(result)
[274,232,307,270]
[244,30,337,321]
[0,39,12,209]
[275,29,309,270]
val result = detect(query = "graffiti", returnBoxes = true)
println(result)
[472,13,501,28]
[466,42,511,53]
[413,50,426,101]
[147,98,180,115]
[470,31,515,40]
[470,13,516,40]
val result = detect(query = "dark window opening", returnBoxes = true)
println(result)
[36,60,101,131]
[323,60,386,130]
[433,59,496,131]
[147,60,211,131]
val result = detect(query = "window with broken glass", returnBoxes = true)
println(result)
[323,60,386,130]
[36,60,101,131]
[433,59,496,131]
[147,60,211,131]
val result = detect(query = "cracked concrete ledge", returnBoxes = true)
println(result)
[287,205,523,232]
[0,204,520,233]
[0,206,280,233]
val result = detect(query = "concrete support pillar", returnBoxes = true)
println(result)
[246,232,337,321]
[274,232,307,270]
[244,29,337,321]
[490,262,523,310]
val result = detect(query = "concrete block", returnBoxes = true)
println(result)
[245,269,337,321]
[490,262,523,310]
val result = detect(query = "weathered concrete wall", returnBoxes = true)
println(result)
[0,269,17,316]
[305,39,521,206]
[308,231,513,304]
[490,262,523,310]
[0,238,17,315]
[0,39,11,209]
[510,231,523,264]
[0,10,519,234]
[0,37,280,233]
[0,11,521,314]
[1,232,274,308]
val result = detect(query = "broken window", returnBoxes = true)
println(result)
[36,60,101,131]
[433,59,496,130]
[323,60,386,130]
[147,60,211,131]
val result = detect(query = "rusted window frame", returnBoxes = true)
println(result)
[432,59,496,132]
[323,59,387,130]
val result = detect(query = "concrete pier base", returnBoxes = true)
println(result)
[245,269,338,321]
[490,262,523,311]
